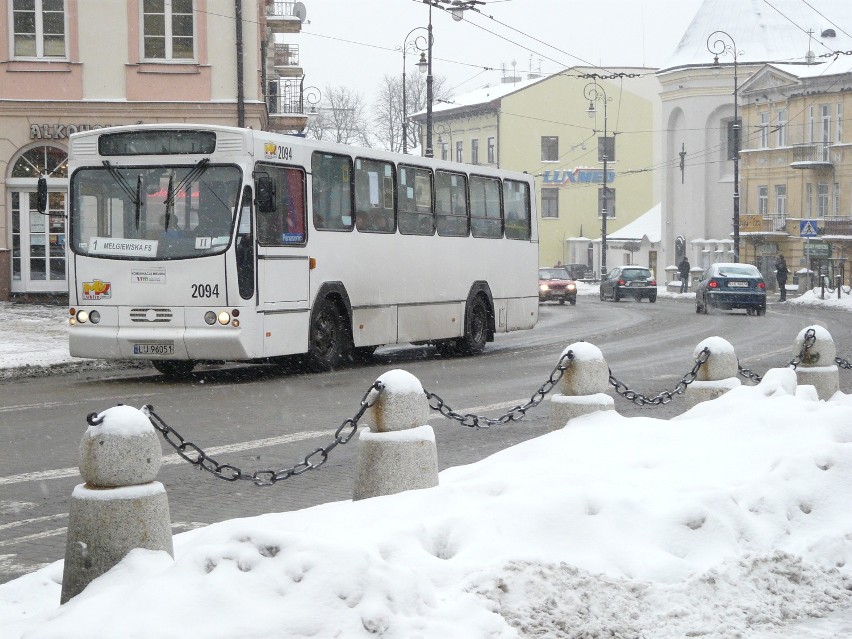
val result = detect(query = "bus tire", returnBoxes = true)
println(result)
[152,360,195,376]
[306,297,348,372]
[457,295,489,355]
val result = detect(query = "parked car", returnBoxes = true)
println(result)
[539,267,577,305]
[599,266,657,302]
[695,262,766,315]
[563,263,590,280]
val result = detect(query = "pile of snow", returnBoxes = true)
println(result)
[3,368,852,638]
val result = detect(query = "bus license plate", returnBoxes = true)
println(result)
[134,343,175,355]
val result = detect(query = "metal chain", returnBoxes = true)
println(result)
[608,347,710,406]
[738,327,817,384]
[85,381,384,486]
[424,351,574,428]
[819,50,852,58]
[835,356,852,370]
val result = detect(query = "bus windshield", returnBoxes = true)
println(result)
[70,163,242,259]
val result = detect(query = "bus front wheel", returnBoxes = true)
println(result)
[152,360,195,377]
[306,297,348,372]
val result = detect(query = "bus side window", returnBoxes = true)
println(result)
[255,164,306,246]
[470,175,502,238]
[355,157,395,233]
[398,165,434,235]
[436,171,468,237]
[503,179,531,240]
[236,187,255,300]
[311,152,353,231]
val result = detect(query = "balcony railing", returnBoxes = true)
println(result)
[266,1,297,18]
[274,43,299,68]
[267,78,307,115]
[823,218,852,236]
[790,142,833,168]
[265,1,302,34]
[764,214,787,232]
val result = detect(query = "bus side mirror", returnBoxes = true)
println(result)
[255,176,276,213]
[36,176,48,214]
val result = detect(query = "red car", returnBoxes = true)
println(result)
[539,267,577,305]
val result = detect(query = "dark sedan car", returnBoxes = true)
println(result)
[695,263,766,315]
[539,267,577,305]
[599,266,657,302]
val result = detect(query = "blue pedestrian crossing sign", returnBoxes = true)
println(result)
[800,220,819,237]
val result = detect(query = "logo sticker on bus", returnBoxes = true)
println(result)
[82,280,112,300]
[263,142,293,161]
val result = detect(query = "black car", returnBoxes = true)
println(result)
[599,266,657,302]
[695,262,766,315]
[539,267,577,305]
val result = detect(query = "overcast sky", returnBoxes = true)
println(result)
[292,0,705,103]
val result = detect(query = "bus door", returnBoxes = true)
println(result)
[253,166,310,356]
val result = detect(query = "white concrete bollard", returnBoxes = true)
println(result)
[549,343,614,430]
[61,405,173,604]
[683,336,741,409]
[793,325,839,400]
[353,370,439,501]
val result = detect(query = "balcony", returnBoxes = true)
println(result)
[266,77,309,131]
[273,43,301,77]
[740,214,789,235]
[265,1,303,34]
[822,217,852,236]
[790,142,833,169]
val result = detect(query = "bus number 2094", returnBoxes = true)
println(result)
[191,283,220,298]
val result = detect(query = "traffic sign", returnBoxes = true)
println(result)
[800,220,819,237]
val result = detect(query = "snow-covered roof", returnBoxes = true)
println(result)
[660,0,852,73]
[410,74,551,119]
[607,203,661,242]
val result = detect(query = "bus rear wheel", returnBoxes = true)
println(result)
[306,297,348,372]
[457,296,489,355]
[152,360,195,377]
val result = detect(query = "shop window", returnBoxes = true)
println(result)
[12,0,66,59]
[143,0,195,61]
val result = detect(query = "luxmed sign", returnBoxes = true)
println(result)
[542,167,616,187]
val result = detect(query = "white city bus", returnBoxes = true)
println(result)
[57,124,539,376]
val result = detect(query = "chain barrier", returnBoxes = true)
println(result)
[424,351,574,428]
[737,327,817,384]
[835,356,852,370]
[85,381,384,486]
[607,348,710,406]
[818,50,852,58]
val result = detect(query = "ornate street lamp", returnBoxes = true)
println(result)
[707,30,740,263]
[398,28,428,154]
[584,81,613,276]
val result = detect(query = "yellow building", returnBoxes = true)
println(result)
[739,60,852,286]
[411,67,661,278]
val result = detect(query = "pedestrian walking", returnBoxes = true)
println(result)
[775,253,789,301]
[678,257,691,294]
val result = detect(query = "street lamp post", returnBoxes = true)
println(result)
[584,81,612,277]
[399,28,428,154]
[707,30,740,263]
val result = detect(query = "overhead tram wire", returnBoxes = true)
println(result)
[761,0,842,54]
[799,0,852,40]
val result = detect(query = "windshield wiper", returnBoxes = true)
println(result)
[103,161,142,229]
[164,158,210,208]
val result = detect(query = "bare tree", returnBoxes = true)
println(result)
[304,85,373,148]
[372,73,449,153]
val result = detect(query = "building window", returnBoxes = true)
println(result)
[598,187,615,219]
[758,185,768,216]
[837,103,843,143]
[805,183,813,218]
[834,182,841,217]
[821,104,831,143]
[776,109,787,147]
[541,189,559,218]
[541,136,558,162]
[471,139,479,165]
[12,0,66,58]
[487,137,495,164]
[759,112,769,148]
[143,0,195,61]
[774,184,787,216]
[440,142,448,161]
[807,106,815,143]
[455,140,463,163]
[726,119,741,160]
[818,183,829,217]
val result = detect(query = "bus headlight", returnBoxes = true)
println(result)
[217,311,231,325]
[89,310,101,324]
[76,310,89,323]
[204,311,217,325]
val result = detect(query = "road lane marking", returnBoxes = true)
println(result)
[0,527,67,547]
[0,514,67,531]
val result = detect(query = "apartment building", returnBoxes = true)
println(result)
[0,0,307,300]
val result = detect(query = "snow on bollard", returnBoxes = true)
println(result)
[793,325,839,400]
[352,370,439,501]
[549,343,614,430]
[683,336,740,409]
[61,405,173,604]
